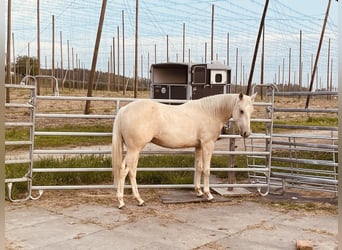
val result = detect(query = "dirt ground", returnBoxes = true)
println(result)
[5,188,338,250]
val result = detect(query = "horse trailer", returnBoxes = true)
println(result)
[150,61,231,100]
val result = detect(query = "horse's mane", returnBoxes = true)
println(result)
[192,94,238,117]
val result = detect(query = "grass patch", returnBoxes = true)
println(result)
[5,124,113,150]
[5,154,250,198]
[274,116,337,127]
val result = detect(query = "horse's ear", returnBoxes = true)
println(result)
[251,92,257,102]
[239,92,243,100]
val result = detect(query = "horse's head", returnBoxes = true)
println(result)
[232,92,257,138]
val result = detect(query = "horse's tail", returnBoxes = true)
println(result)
[112,110,123,188]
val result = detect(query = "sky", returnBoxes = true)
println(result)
[5,0,339,89]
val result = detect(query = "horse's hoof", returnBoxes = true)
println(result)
[195,190,204,197]
[206,194,214,201]
[137,201,145,207]
[118,203,125,209]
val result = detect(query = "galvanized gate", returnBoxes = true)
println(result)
[5,78,275,201]
[270,91,338,194]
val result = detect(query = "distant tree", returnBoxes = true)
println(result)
[15,55,38,76]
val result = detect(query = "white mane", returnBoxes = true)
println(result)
[195,94,238,118]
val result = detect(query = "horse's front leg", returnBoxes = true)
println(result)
[194,147,203,197]
[202,141,215,201]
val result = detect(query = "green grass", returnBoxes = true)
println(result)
[5,124,113,150]
[5,154,249,198]
[274,116,337,127]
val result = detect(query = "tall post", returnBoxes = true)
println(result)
[204,42,207,63]
[188,48,191,63]
[84,0,107,114]
[288,48,291,91]
[134,0,138,97]
[210,4,214,62]
[305,0,331,108]
[235,48,238,85]
[109,45,112,91]
[37,0,41,94]
[299,30,302,91]
[67,40,70,89]
[6,0,11,102]
[113,37,115,89]
[166,35,169,62]
[226,32,229,66]
[260,24,264,99]
[122,10,125,95]
[282,58,285,87]
[246,0,269,95]
[182,23,185,63]
[154,43,156,64]
[147,52,150,80]
[117,26,120,92]
[51,15,55,78]
[60,31,64,89]
[326,38,331,94]
[12,33,15,84]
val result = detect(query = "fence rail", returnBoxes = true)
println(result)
[5,81,274,201]
[5,80,338,202]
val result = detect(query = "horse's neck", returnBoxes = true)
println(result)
[198,94,237,122]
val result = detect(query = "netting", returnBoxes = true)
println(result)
[5,0,338,87]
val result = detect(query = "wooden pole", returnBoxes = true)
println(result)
[305,0,331,108]
[6,0,11,102]
[235,48,238,85]
[246,0,269,95]
[288,48,291,91]
[67,40,70,89]
[117,26,120,92]
[210,4,214,62]
[52,15,55,78]
[182,23,185,63]
[122,10,125,95]
[134,0,138,97]
[60,31,64,89]
[12,33,15,84]
[204,42,207,63]
[109,45,112,91]
[166,35,169,62]
[260,24,264,99]
[326,38,331,94]
[299,30,302,91]
[113,37,115,90]
[37,0,41,94]
[84,0,107,114]
[227,32,229,66]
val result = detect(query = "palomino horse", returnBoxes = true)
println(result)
[112,93,256,208]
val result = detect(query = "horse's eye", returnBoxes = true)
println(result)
[240,110,244,115]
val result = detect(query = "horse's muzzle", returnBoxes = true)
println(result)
[241,131,251,138]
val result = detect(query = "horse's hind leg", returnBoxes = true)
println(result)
[194,147,203,197]
[117,158,129,209]
[127,150,144,206]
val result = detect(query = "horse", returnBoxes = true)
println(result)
[112,92,257,208]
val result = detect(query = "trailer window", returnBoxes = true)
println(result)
[215,74,222,83]
[192,66,206,85]
[210,70,227,84]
